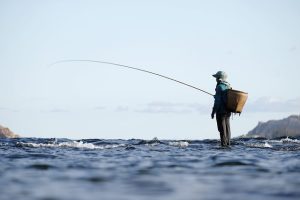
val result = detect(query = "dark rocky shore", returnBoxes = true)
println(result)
[247,115,300,139]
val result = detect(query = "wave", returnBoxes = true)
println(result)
[245,141,273,149]
[16,140,126,150]
[280,137,300,144]
[2,137,299,152]
[3,138,191,150]
[168,141,189,148]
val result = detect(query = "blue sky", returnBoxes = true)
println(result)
[0,0,299,139]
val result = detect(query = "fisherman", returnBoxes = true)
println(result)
[211,71,232,146]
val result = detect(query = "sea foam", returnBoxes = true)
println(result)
[280,137,300,144]
[168,141,189,148]
[16,141,125,150]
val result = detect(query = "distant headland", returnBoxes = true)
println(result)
[246,115,300,139]
[0,125,19,138]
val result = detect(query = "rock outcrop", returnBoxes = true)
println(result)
[247,115,300,139]
[0,125,19,138]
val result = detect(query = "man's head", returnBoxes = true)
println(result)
[212,71,227,82]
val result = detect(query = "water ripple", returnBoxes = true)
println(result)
[0,137,299,200]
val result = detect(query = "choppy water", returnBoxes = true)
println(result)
[1,137,300,200]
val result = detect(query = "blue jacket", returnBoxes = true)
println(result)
[212,81,231,114]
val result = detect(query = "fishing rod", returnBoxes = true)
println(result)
[49,59,214,96]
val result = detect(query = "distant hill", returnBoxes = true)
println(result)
[0,125,19,138]
[247,115,300,139]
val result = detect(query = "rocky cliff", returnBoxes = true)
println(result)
[0,125,19,138]
[247,115,300,139]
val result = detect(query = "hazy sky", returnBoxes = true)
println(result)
[0,0,299,139]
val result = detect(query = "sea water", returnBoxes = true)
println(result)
[0,137,299,200]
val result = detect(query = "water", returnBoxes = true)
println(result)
[1,137,300,200]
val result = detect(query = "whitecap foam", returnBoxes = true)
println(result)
[246,142,273,148]
[169,141,189,148]
[58,141,102,149]
[280,137,300,144]
[264,142,272,148]
[16,141,125,150]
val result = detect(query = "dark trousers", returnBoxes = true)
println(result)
[216,113,231,146]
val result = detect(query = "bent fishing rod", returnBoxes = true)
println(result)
[49,59,214,96]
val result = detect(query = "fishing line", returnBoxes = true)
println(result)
[49,59,214,96]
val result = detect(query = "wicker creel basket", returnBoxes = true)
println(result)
[226,89,248,113]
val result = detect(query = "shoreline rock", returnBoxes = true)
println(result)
[0,125,19,138]
[247,115,300,139]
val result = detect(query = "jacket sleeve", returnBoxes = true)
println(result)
[212,85,222,113]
